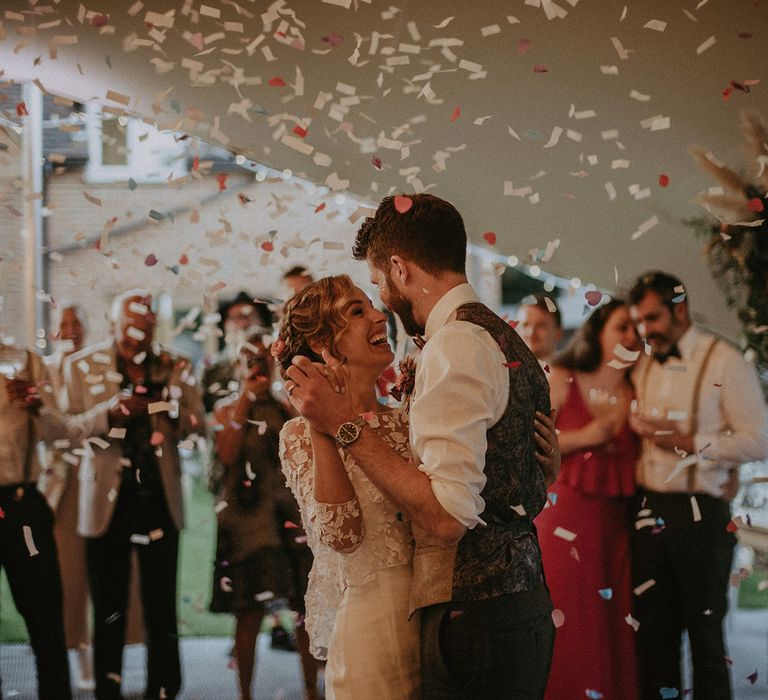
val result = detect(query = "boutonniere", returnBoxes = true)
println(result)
[389,355,417,406]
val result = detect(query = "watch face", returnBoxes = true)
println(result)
[337,421,360,445]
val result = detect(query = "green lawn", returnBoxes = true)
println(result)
[1,478,233,643]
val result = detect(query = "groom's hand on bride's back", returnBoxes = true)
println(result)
[534,409,560,487]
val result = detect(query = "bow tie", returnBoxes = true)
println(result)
[654,344,682,364]
[412,335,426,350]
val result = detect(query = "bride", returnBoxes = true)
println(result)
[275,275,558,699]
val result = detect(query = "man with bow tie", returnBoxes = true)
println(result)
[628,271,768,700]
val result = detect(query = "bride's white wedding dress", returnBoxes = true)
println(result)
[280,407,420,699]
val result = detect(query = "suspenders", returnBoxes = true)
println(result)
[639,335,720,493]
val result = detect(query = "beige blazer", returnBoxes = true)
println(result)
[44,339,205,538]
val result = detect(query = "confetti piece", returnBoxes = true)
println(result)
[696,36,716,55]
[644,19,667,32]
[543,127,563,148]
[633,579,656,596]
[83,191,102,207]
[511,504,526,516]
[450,107,461,122]
[552,609,565,628]
[483,231,497,246]
[150,431,164,446]
[255,591,274,602]
[748,197,765,213]
[598,588,613,600]
[130,534,150,545]
[219,577,233,592]
[23,526,39,556]
[144,254,158,267]
[631,215,659,241]
[108,428,127,439]
[585,291,603,306]
[16,102,28,116]
[215,501,228,514]
[517,38,533,54]
[586,691,603,699]
[553,526,577,542]
[690,496,702,522]
[533,65,549,73]
[268,77,285,87]
[261,241,274,252]
[394,195,413,214]
[660,689,679,699]
[148,401,173,415]
[503,361,521,369]
[747,670,758,685]
[217,173,228,192]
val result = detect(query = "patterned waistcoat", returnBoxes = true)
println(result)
[409,302,551,614]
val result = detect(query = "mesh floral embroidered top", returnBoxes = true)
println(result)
[279,407,414,659]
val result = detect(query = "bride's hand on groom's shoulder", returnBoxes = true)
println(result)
[284,351,354,436]
[534,409,560,486]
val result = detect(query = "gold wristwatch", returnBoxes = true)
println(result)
[334,416,366,447]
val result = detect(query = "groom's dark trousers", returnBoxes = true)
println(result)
[420,587,554,699]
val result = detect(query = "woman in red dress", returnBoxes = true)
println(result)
[536,299,641,700]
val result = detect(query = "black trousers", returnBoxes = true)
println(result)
[420,587,555,700]
[0,483,71,700]
[86,491,181,700]
[632,490,735,700]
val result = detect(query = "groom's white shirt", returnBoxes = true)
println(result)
[411,283,509,529]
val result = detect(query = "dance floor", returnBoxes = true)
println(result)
[0,605,766,699]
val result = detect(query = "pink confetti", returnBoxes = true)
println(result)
[322,32,343,47]
[91,14,109,27]
[483,231,497,245]
[517,39,533,54]
[144,254,158,267]
[585,291,603,306]
[371,156,383,170]
[284,520,300,529]
[150,431,164,447]
[394,195,413,214]
[533,65,549,73]
[552,609,565,627]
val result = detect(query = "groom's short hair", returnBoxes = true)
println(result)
[353,194,467,275]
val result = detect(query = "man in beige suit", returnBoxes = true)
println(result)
[49,289,204,700]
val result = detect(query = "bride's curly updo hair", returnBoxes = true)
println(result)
[272,274,356,378]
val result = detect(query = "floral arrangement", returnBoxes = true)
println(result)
[686,111,768,396]
[389,355,417,408]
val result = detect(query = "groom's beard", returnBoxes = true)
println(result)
[386,278,424,337]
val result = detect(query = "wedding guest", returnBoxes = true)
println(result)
[535,299,641,699]
[519,294,564,369]
[282,265,315,297]
[50,289,204,700]
[628,271,768,700]
[201,292,273,413]
[1,341,71,700]
[285,194,560,699]
[41,302,147,690]
[210,333,318,700]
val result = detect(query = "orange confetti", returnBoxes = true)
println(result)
[450,107,461,122]
[150,431,164,446]
[314,202,326,213]
[659,174,670,187]
[178,254,189,265]
[268,77,287,87]
[261,241,274,252]
[216,173,228,191]
[292,125,308,138]
[483,231,497,245]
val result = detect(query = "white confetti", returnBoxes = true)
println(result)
[690,496,702,522]
[696,36,716,55]
[543,127,563,148]
[553,526,577,542]
[633,579,656,596]
[23,526,39,556]
[644,19,667,32]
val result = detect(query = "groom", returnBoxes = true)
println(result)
[287,193,556,698]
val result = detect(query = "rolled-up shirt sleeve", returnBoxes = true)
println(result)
[410,322,508,529]
[693,349,768,467]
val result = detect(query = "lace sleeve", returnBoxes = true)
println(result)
[314,497,365,554]
[279,418,345,659]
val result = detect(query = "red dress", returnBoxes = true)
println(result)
[535,377,639,700]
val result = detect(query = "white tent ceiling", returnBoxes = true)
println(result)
[2,0,767,340]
